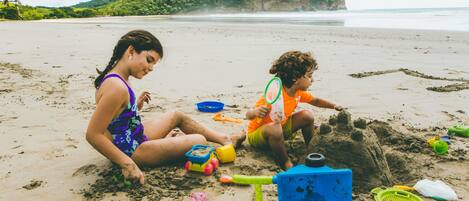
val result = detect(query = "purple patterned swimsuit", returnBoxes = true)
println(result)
[100,74,148,156]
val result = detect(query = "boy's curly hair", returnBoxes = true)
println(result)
[269,51,318,88]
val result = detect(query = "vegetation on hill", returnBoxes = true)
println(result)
[0,0,345,20]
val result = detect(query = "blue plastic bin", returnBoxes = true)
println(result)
[185,144,215,164]
[273,154,352,201]
[196,101,224,113]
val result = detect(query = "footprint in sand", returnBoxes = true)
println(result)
[22,180,45,190]
[65,137,79,149]
[72,164,99,177]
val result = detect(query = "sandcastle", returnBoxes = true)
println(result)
[307,111,393,192]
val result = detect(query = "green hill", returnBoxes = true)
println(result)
[73,0,117,8]
[1,0,345,20]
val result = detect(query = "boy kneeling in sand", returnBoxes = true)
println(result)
[245,51,343,170]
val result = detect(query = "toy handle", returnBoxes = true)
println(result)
[254,184,263,201]
[233,175,273,185]
[394,191,410,198]
[370,187,384,195]
[255,117,262,124]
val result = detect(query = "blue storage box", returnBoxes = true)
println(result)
[273,159,352,201]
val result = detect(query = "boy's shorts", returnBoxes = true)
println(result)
[247,117,294,148]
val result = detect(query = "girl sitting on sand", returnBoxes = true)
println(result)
[86,30,245,185]
[245,51,343,170]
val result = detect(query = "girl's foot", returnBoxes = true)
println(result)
[230,131,246,148]
[221,131,246,148]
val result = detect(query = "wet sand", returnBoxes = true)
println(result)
[0,16,468,200]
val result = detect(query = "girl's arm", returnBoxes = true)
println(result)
[86,82,135,168]
[309,97,342,111]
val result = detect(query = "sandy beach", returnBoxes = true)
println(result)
[0,16,468,201]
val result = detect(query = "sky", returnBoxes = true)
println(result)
[346,0,469,10]
[18,0,469,9]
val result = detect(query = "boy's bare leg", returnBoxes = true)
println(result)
[291,110,315,145]
[262,122,293,170]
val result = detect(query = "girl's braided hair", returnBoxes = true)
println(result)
[94,30,163,88]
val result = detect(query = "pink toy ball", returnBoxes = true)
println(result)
[204,163,214,176]
[185,161,191,171]
[211,158,219,169]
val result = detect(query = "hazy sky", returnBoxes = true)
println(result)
[19,0,469,9]
[346,0,469,10]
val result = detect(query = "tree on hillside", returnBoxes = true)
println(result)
[3,0,21,5]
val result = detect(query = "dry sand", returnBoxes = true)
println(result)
[0,16,468,201]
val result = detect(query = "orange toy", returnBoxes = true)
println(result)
[212,113,243,124]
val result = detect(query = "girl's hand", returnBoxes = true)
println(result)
[121,163,145,185]
[334,105,344,111]
[137,91,151,110]
[255,106,270,118]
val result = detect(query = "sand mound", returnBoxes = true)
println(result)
[307,111,393,192]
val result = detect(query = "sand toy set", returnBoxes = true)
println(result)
[184,144,236,176]
[220,153,352,201]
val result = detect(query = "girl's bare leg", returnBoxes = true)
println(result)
[131,134,206,166]
[143,110,245,147]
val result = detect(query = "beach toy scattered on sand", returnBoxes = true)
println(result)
[215,144,236,163]
[371,187,423,201]
[113,174,132,188]
[427,136,449,155]
[440,135,451,145]
[212,113,243,124]
[447,125,469,137]
[185,144,219,176]
[196,101,224,113]
[393,185,416,191]
[414,179,458,201]
[256,76,285,123]
[188,192,208,201]
[220,153,352,201]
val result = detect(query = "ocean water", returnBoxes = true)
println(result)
[170,7,469,32]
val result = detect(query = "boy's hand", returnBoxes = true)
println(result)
[272,112,282,124]
[137,91,151,110]
[255,106,270,118]
[334,105,344,111]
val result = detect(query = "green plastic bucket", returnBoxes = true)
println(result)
[432,140,448,155]
[371,187,423,201]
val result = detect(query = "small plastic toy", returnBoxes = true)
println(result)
[447,125,469,137]
[220,175,273,201]
[220,153,352,201]
[212,113,243,124]
[215,144,236,163]
[371,187,423,201]
[427,136,449,155]
[393,185,416,191]
[256,76,285,123]
[196,101,224,113]
[185,144,219,176]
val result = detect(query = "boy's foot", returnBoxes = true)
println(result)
[282,160,294,170]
